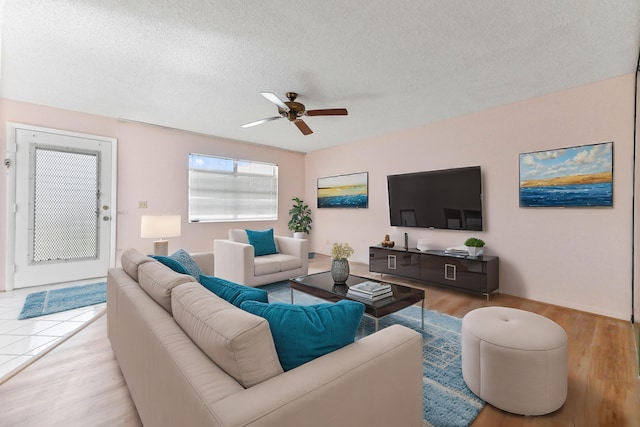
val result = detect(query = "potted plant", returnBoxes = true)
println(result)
[288,197,312,239]
[464,237,485,257]
[331,242,354,284]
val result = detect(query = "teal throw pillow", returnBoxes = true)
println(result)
[200,275,268,308]
[245,228,278,256]
[240,300,365,371]
[152,249,202,279]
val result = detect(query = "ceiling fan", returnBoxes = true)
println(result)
[241,92,348,135]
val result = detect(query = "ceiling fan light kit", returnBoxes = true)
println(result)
[242,92,348,135]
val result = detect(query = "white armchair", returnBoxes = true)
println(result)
[213,229,309,287]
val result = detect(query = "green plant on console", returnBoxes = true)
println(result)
[464,237,485,247]
[288,197,312,234]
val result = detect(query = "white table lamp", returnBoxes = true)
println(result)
[141,215,181,256]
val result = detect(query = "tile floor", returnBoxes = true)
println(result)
[0,280,106,383]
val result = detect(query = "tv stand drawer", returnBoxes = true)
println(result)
[421,257,488,293]
[369,247,420,279]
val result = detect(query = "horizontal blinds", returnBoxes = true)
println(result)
[188,154,278,222]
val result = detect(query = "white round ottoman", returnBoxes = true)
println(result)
[461,307,568,416]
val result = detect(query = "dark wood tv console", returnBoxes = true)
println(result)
[369,246,499,300]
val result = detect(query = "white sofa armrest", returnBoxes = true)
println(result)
[213,239,254,284]
[190,252,214,276]
[275,236,308,259]
[211,325,424,427]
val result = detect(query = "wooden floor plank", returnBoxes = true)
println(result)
[0,255,638,426]
[0,314,142,426]
[349,258,640,427]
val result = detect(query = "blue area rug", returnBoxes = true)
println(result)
[263,281,485,427]
[18,282,107,320]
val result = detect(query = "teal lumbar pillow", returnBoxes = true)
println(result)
[245,228,278,256]
[152,249,202,279]
[240,300,365,371]
[199,275,268,308]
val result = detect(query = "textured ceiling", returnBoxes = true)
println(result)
[1,1,639,153]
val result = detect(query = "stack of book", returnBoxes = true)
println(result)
[445,245,469,256]
[347,281,393,302]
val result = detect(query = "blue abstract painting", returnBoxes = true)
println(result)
[519,142,613,207]
[317,172,368,208]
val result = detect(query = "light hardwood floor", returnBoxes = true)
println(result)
[1,255,638,426]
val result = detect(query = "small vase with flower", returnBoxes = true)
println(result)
[330,242,354,284]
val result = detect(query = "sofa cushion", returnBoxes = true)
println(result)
[229,228,249,244]
[152,249,202,279]
[120,249,152,282]
[138,261,197,313]
[240,300,365,371]
[275,254,303,271]
[121,248,154,281]
[253,254,302,276]
[172,283,283,388]
[199,275,268,308]
[246,228,278,256]
[253,256,283,276]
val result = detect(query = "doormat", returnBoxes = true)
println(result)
[263,281,486,427]
[18,282,107,320]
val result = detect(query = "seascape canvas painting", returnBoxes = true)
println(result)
[317,172,368,208]
[519,142,613,207]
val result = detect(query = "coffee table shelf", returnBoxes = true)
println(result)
[289,271,424,331]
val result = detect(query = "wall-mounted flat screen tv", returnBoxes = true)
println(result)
[387,166,483,230]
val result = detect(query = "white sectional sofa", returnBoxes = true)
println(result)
[107,248,424,427]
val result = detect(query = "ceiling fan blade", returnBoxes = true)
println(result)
[305,108,348,116]
[294,119,313,135]
[241,116,282,128]
[260,92,289,110]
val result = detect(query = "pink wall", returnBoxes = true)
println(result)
[0,99,306,290]
[1,74,636,320]
[306,74,636,321]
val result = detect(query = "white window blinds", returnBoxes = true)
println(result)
[188,154,278,223]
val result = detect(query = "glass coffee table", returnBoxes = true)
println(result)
[289,271,424,331]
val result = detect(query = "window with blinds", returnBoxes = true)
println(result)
[188,154,278,223]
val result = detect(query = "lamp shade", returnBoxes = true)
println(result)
[141,215,181,239]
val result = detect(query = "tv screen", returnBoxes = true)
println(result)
[387,166,483,230]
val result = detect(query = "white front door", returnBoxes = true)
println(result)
[6,123,117,289]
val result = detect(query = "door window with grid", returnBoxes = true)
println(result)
[30,146,100,264]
